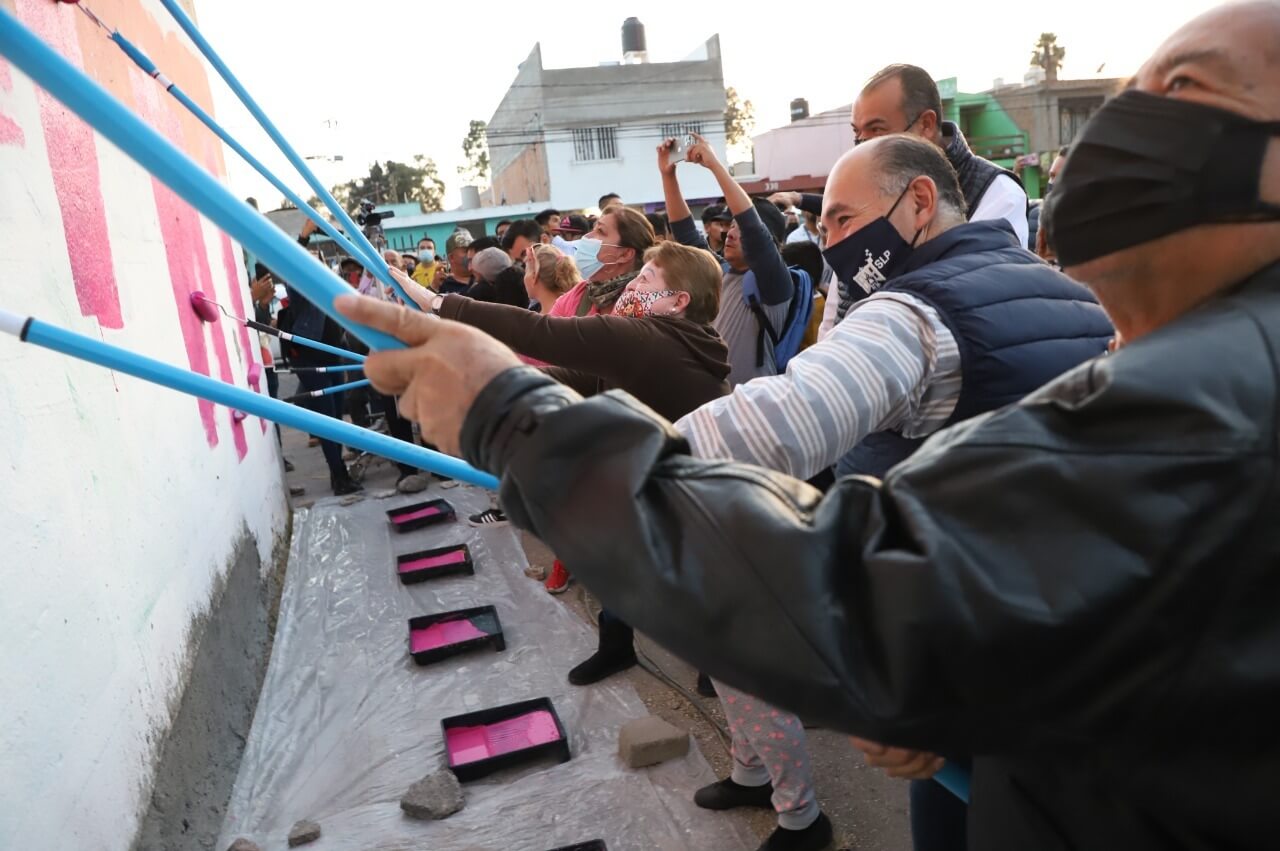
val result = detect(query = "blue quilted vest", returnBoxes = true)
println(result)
[838,221,1113,478]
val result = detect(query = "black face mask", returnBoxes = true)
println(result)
[1052,90,1280,267]
[822,184,922,321]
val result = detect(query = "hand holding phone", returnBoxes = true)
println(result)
[670,134,693,163]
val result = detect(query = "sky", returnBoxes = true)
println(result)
[195,0,1224,211]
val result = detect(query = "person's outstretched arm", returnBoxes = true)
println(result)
[690,135,791,304]
[458,361,1264,754]
[659,139,708,251]
[437,295,655,384]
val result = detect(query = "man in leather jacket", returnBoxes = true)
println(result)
[337,3,1280,846]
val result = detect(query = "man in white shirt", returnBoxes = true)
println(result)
[774,63,1029,339]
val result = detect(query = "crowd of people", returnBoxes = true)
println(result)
[258,4,1280,847]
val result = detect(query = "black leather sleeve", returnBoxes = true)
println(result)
[461,317,1274,755]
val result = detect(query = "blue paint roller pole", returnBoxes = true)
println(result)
[933,763,971,804]
[0,308,498,489]
[0,7,403,352]
[286,377,372,401]
[154,0,416,308]
[282,364,366,375]
[106,29,377,270]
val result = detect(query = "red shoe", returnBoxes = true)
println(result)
[545,560,572,594]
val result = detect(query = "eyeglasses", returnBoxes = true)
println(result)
[853,111,923,146]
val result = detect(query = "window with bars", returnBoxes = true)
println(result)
[572,126,619,161]
[659,121,704,140]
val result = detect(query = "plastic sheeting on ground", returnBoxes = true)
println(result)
[217,483,755,851]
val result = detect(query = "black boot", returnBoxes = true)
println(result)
[696,671,717,697]
[694,777,775,811]
[758,812,834,851]
[568,613,637,685]
[331,468,363,496]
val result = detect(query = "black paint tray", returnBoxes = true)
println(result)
[546,843,608,851]
[442,697,571,782]
[386,498,456,533]
[396,543,474,585]
[408,605,505,665]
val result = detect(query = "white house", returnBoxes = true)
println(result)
[487,21,729,211]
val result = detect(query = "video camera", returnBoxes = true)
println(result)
[355,199,395,247]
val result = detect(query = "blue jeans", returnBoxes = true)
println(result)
[294,368,345,479]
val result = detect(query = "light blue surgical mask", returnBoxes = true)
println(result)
[573,237,621,281]
[573,237,604,280]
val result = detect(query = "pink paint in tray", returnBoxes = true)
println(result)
[393,505,442,524]
[446,711,562,766]
[396,544,474,585]
[441,698,571,781]
[398,549,467,573]
[411,619,488,653]
[408,606,504,664]
[386,498,456,532]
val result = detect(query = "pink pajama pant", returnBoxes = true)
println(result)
[714,679,820,830]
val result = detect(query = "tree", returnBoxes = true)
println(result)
[1031,33,1066,82]
[724,86,755,149]
[328,156,446,213]
[459,120,490,186]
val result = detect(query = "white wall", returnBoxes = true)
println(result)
[0,1,289,847]
[546,120,729,210]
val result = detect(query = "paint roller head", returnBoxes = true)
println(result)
[231,409,248,423]
[247,363,263,385]
[190,291,220,323]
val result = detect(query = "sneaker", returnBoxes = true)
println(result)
[468,508,509,527]
[758,812,834,851]
[396,473,431,494]
[544,560,572,594]
[694,777,775,811]
[331,470,363,496]
[696,671,717,697]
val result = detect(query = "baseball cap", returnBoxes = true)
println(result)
[445,229,474,254]
[701,203,732,224]
[553,214,590,235]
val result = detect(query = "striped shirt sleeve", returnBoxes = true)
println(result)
[676,292,961,480]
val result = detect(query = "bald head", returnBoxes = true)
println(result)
[1128,1,1280,118]
[1061,0,1280,343]
[821,135,966,251]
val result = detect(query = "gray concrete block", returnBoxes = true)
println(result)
[618,715,690,768]
[401,769,465,820]
[287,818,321,847]
[226,840,261,851]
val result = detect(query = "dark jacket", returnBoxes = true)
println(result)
[941,121,1023,215]
[467,266,531,308]
[841,221,1112,477]
[438,295,730,422]
[459,263,1280,850]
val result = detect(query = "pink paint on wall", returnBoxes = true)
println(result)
[0,58,24,146]
[217,230,268,435]
[15,0,123,329]
[132,77,247,459]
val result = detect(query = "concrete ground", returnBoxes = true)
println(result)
[278,380,913,851]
